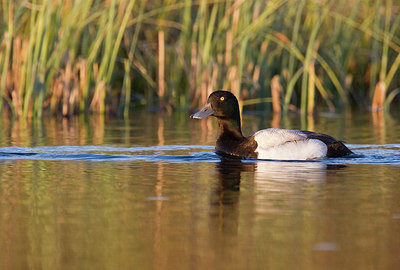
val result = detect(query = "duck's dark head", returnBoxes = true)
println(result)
[190,90,243,138]
[190,90,240,121]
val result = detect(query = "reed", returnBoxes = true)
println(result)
[0,0,399,118]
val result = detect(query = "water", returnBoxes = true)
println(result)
[0,111,400,269]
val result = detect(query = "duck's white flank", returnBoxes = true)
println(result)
[252,128,327,160]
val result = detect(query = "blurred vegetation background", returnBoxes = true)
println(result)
[0,0,399,118]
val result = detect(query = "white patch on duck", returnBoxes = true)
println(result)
[251,128,328,160]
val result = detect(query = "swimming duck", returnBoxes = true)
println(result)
[190,90,353,160]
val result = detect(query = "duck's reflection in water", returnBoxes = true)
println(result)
[214,158,333,193]
[254,161,328,192]
[209,158,346,231]
[209,158,253,234]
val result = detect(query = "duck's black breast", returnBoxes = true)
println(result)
[216,134,258,159]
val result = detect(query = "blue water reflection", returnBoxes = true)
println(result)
[0,144,399,165]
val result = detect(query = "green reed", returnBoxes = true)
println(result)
[0,0,399,118]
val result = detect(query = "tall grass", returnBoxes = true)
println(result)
[0,0,399,118]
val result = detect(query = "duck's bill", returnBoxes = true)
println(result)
[190,103,215,119]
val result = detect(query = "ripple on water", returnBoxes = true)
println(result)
[325,144,400,165]
[0,145,218,163]
[0,144,399,165]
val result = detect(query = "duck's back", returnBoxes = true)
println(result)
[251,128,352,160]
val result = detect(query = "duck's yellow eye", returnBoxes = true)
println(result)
[220,97,225,101]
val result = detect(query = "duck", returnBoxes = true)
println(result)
[190,90,353,160]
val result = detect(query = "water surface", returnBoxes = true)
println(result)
[0,111,400,269]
